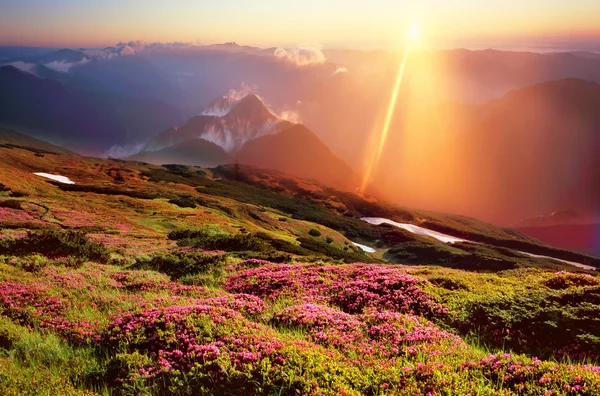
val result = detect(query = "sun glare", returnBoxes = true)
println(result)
[359,24,418,194]
[410,23,419,40]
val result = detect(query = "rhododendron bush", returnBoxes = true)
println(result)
[1,256,600,395]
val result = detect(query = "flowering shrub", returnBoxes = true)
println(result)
[461,354,600,395]
[103,304,288,393]
[0,281,98,344]
[226,263,447,318]
[1,257,600,394]
[274,303,365,348]
[274,303,466,360]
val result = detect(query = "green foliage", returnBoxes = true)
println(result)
[0,143,60,155]
[0,200,23,210]
[141,166,210,187]
[175,230,273,253]
[387,240,578,272]
[297,237,374,263]
[462,285,600,359]
[11,332,71,370]
[132,251,226,279]
[255,233,312,256]
[0,230,110,263]
[0,357,94,396]
[543,272,600,290]
[51,182,161,199]
[428,275,471,291]
[168,196,197,208]
[197,179,386,240]
[326,237,334,244]
[0,316,27,349]
[308,228,322,237]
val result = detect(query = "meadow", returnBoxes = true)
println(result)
[1,138,599,395]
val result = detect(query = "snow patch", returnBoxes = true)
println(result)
[33,173,75,184]
[361,217,596,271]
[518,251,596,271]
[352,242,376,253]
[361,217,466,244]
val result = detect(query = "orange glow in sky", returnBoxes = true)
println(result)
[360,28,415,193]
[1,1,599,49]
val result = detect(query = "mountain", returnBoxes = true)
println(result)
[128,138,231,167]
[236,124,359,190]
[371,78,600,225]
[0,65,182,154]
[147,94,290,152]
[517,223,600,257]
[514,210,599,257]
[463,79,600,222]
[27,48,87,64]
[0,128,72,154]
[136,94,359,189]
[514,210,588,228]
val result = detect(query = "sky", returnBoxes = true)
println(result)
[1,0,599,50]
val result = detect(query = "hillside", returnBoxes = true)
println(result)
[373,78,600,225]
[135,94,361,190]
[1,131,600,394]
[0,65,182,154]
[236,124,360,191]
[146,94,290,152]
[128,138,232,167]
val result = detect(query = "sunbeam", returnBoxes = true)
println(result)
[360,27,417,194]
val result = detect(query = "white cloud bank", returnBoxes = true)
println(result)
[274,45,326,66]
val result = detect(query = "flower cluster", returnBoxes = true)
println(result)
[461,354,600,394]
[103,304,285,384]
[0,281,97,344]
[274,303,365,348]
[273,303,466,361]
[226,263,447,318]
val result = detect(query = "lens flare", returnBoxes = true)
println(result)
[410,23,419,39]
[360,31,415,193]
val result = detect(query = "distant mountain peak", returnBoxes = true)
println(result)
[148,94,289,153]
[227,94,275,120]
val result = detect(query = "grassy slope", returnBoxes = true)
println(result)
[1,133,600,394]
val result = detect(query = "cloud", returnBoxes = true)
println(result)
[119,46,136,56]
[276,109,302,123]
[201,83,260,116]
[333,67,348,76]
[8,61,38,76]
[228,82,259,100]
[104,143,146,158]
[275,100,303,123]
[202,83,302,124]
[274,45,326,66]
[44,58,89,73]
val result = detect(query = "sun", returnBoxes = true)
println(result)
[409,23,420,40]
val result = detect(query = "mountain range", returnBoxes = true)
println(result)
[131,94,359,190]
[1,43,599,228]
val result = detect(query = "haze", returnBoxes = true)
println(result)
[2,0,600,50]
[1,0,599,256]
